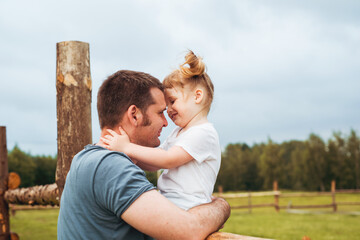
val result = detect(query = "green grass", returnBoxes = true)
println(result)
[223,210,360,240]
[10,209,58,239]
[9,192,360,240]
[222,192,360,240]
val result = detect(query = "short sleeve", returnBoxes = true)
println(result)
[175,125,220,164]
[93,152,155,218]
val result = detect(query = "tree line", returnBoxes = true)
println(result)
[216,129,360,192]
[7,145,57,187]
[6,129,360,191]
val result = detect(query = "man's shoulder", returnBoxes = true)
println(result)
[73,145,135,173]
[81,144,132,162]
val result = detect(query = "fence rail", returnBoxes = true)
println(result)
[217,181,360,213]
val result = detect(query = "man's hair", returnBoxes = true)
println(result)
[97,70,163,129]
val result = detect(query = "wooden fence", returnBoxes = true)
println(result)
[0,41,272,240]
[217,181,360,213]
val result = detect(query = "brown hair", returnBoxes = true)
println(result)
[163,51,214,111]
[97,70,163,129]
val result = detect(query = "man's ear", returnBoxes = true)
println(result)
[127,105,143,127]
[194,89,204,104]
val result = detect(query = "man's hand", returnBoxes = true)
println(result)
[101,127,131,153]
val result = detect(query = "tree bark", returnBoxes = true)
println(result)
[56,41,92,200]
[0,126,10,240]
[4,184,59,206]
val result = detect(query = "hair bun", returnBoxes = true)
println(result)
[180,50,206,78]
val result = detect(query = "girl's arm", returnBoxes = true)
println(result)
[135,160,160,171]
[101,128,193,169]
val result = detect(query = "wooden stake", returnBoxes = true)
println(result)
[56,41,92,200]
[0,127,10,240]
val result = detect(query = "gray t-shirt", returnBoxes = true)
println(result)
[57,144,155,240]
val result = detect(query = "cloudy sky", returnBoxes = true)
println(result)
[1,0,359,156]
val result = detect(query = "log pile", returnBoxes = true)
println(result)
[4,183,59,206]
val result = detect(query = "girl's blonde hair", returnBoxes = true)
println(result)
[163,50,214,111]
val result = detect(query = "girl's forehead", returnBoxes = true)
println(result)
[165,85,192,96]
[164,87,181,96]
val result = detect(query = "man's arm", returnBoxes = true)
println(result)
[122,190,230,240]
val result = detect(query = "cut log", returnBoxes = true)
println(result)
[8,172,20,190]
[10,232,19,240]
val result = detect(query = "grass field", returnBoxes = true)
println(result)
[10,208,58,239]
[10,192,360,240]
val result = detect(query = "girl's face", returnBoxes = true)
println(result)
[164,86,197,128]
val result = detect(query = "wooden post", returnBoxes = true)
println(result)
[0,127,10,240]
[56,41,92,200]
[218,185,223,196]
[273,181,279,212]
[248,192,252,213]
[331,180,337,212]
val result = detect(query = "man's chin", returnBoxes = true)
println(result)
[151,139,161,148]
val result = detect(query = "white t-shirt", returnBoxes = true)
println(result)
[157,122,221,210]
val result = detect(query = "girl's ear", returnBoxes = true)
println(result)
[194,89,204,104]
[127,105,143,127]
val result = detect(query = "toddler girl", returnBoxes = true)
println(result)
[102,51,221,210]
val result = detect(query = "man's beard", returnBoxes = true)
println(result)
[141,113,152,127]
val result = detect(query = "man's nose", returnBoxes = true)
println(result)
[162,114,168,127]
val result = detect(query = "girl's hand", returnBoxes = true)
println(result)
[100,127,130,152]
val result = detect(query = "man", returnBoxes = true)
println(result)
[57,70,230,240]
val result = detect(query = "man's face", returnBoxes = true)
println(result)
[133,88,168,147]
